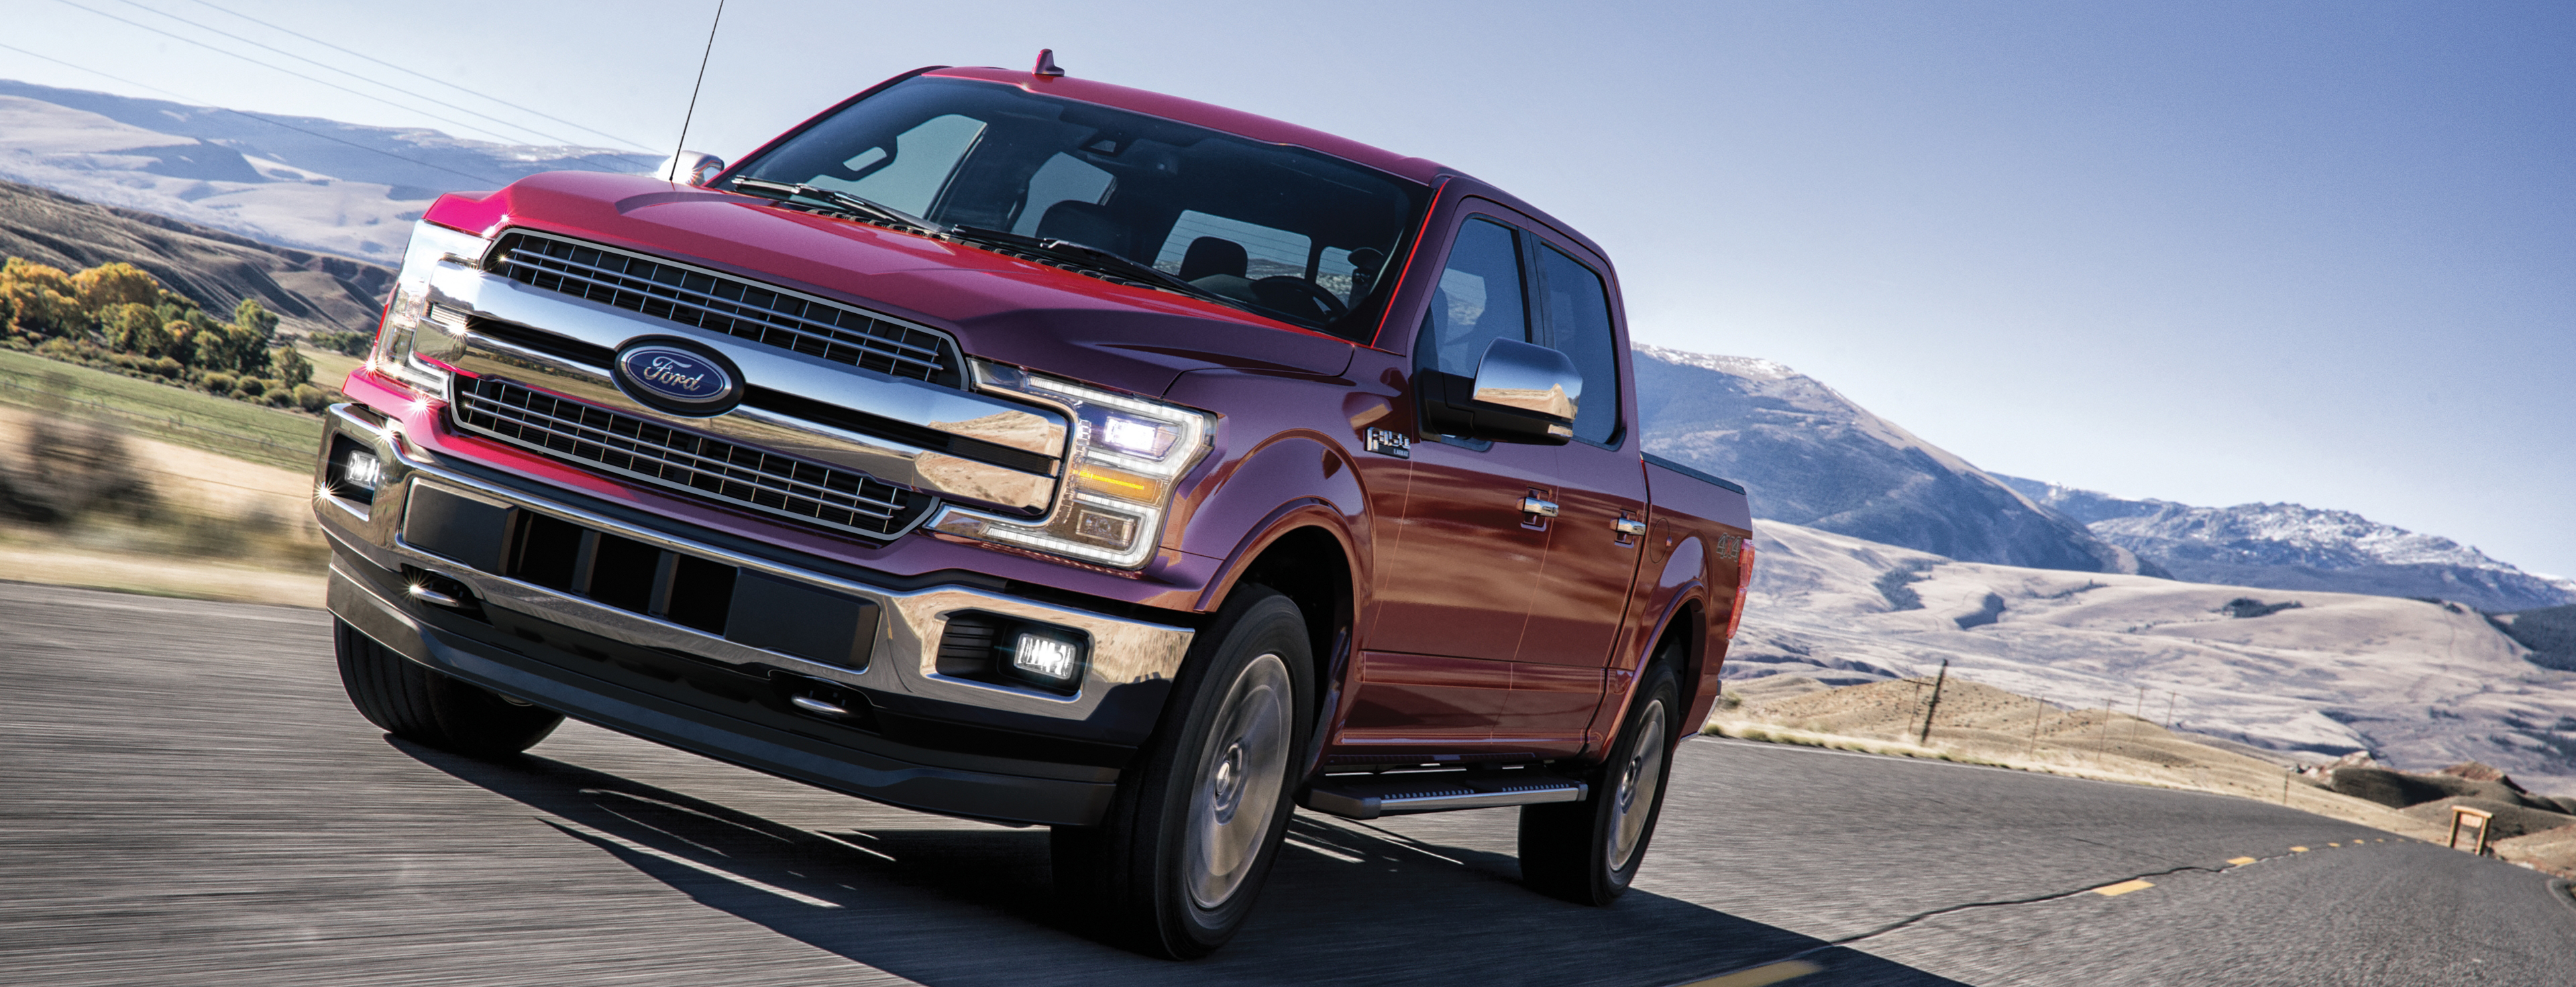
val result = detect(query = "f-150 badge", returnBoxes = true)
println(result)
[1364,427,1411,459]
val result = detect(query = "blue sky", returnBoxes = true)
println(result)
[7,0,2573,578]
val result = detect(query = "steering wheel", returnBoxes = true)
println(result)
[1250,276,1349,321]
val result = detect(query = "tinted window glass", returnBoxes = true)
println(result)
[1415,217,1529,379]
[810,114,985,215]
[1010,152,1114,237]
[1535,243,1622,445]
[736,76,1430,339]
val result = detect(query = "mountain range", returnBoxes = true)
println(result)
[1731,519,2576,795]
[0,178,390,339]
[1998,476,2576,614]
[1633,346,2574,614]
[0,78,651,264]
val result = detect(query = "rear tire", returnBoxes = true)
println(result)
[1519,659,1678,905]
[1053,586,1313,958]
[335,618,561,759]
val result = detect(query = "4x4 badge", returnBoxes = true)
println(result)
[1364,427,1411,459]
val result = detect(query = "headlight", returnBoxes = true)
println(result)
[374,221,491,395]
[928,361,1214,569]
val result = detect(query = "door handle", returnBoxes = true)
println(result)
[1613,517,1648,537]
[1519,496,1560,518]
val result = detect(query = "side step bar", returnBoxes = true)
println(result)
[1301,771,1587,821]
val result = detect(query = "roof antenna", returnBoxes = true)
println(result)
[667,0,729,179]
[1034,48,1066,78]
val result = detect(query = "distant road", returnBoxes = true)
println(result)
[3,579,2568,986]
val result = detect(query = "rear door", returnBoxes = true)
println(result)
[1501,233,1649,753]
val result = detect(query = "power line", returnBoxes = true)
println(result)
[0,40,511,186]
[53,0,634,176]
[110,0,616,154]
[178,0,657,154]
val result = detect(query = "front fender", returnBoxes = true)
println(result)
[1173,433,1367,608]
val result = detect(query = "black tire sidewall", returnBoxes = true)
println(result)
[1596,663,1679,896]
[1109,587,1313,957]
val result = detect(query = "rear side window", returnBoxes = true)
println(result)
[1534,243,1621,445]
[1415,217,1530,379]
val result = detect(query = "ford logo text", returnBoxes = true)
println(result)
[615,341,741,414]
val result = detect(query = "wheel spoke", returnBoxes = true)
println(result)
[1609,699,1666,871]
[1186,652,1292,910]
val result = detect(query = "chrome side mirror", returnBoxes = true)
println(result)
[1416,338,1582,445]
[1471,338,1581,426]
[657,151,727,186]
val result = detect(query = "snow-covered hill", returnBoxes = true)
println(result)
[1634,345,2149,574]
[1731,520,2576,795]
[0,79,653,264]
[1998,475,2576,613]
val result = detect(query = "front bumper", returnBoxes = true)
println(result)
[316,402,1195,826]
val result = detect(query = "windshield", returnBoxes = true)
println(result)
[733,76,1431,339]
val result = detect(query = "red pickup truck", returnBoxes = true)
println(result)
[314,58,1754,957]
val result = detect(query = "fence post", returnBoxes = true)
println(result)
[1917,659,1948,745]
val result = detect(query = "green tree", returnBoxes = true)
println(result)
[101,303,168,354]
[271,341,313,388]
[232,298,279,343]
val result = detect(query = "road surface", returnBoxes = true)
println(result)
[2,580,2569,985]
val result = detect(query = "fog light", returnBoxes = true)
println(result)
[1006,630,1085,687]
[343,450,384,492]
[326,434,385,503]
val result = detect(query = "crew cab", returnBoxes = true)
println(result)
[314,57,1754,958]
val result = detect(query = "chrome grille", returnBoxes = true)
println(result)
[492,232,957,384]
[451,376,924,537]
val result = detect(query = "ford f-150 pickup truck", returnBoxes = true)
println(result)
[315,56,1754,958]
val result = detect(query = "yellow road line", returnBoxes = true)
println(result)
[1679,960,1823,986]
[2226,856,2257,866]
[2291,846,2308,852]
[2093,879,2155,896]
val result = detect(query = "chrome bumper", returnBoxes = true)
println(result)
[315,402,1197,823]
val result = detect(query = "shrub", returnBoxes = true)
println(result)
[292,384,330,412]
[235,376,267,398]
[264,388,293,407]
[310,331,374,357]
[202,371,237,394]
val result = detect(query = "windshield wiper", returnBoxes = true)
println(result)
[947,225,1239,307]
[729,177,945,236]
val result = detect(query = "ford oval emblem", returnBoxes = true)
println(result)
[615,341,739,414]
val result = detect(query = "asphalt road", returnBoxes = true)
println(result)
[3,579,2571,986]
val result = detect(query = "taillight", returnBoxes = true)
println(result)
[1723,542,1756,639]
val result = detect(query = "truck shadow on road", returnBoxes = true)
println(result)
[396,740,1964,986]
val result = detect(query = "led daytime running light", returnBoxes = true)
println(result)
[930,363,1213,569]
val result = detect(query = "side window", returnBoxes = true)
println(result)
[1414,217,1529,379]
[810,113,985,215]
[1534,243,1623,445]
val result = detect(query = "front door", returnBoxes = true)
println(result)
[1342,214,1547,750]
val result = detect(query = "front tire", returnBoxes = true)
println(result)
[335,619,562,759]
[1519,659,1679,905]
[1053,586,1313,958]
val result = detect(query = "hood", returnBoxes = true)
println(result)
[425,172,1356,398]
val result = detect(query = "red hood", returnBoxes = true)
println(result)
[425,172,1356,398]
